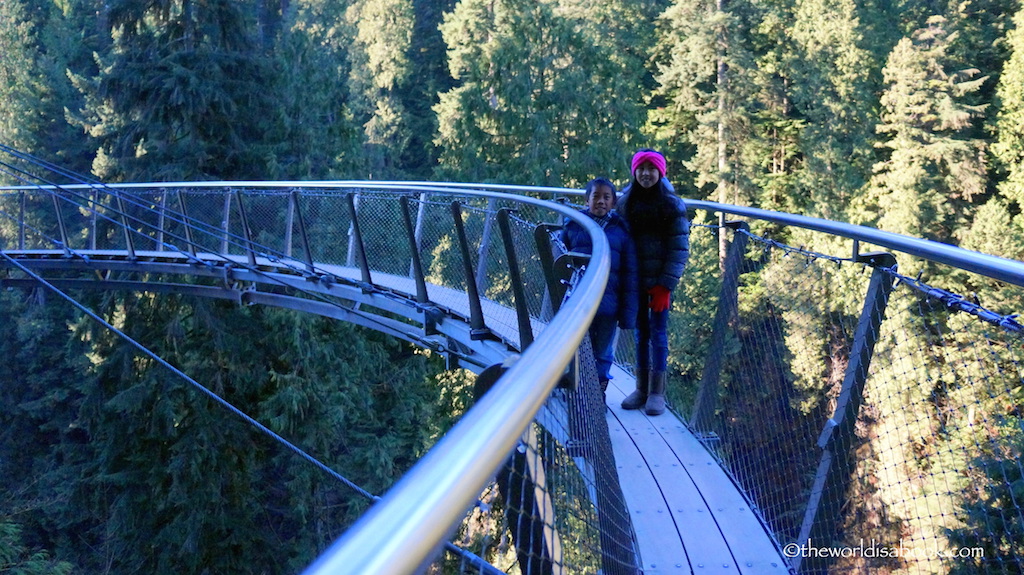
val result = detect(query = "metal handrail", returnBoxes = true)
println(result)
[295,188,608,574]
[11,178,1017,293]
[1,181,610,574]
[6,178,1023,572]
[683,199,1024,288]
[0,180,579,196]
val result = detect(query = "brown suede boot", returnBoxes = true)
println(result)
[645,370,667,416]
[620,370,649,410]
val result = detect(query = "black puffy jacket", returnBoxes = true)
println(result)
[617,178,690,292]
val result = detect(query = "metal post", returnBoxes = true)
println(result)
[690,221,749,433]
[18,191,25,250]
[497,208,533,350]
[400,196,429,304]
[409,192,429,278]
[346,193,360,267]
[534,223,565,315]
[475,198,497,296]
[176,190,196,257]
[156,190,166,251]
[113,189,136,259]
[284,190,295,259]
[88,188,97,250]
[290,190,314,273]
[50,191,70,256]
[793,252,897,574]
[451,201,491,340]
[347,193,372,287]
[233,190,257,267]
[220,191,232,255]
[413,192,427,255]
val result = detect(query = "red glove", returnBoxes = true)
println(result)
[648,285,671,312]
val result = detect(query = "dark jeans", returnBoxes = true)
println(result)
[636,306,669,373]
[589,314,618,382]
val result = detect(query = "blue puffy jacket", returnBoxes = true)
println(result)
[560,209,639,329]
[617,178,690,292]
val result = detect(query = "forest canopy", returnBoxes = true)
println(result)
[2,0,1023,253]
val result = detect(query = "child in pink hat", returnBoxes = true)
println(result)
[616,149,690,416]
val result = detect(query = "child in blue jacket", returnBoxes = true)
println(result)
[617,149,690,416]
[560,178,640,397]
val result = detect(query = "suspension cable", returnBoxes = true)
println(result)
[1,250,379,501]
[0,146,509,571]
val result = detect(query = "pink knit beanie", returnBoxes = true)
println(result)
[630,150,667,178]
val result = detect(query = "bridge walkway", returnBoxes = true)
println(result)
[605,365,790,575]
[1,249,791,574]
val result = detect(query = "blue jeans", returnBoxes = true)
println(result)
[589,314,618,382]
[636,306,669,373]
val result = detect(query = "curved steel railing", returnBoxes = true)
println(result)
[0,181,610,574]
[684,199,1024,288]
[299,189,610,574]
[6,178,1024,575]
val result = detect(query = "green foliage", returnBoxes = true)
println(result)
[268,0,363,179]
[860,18,988,242]
[0,517,73,575]
[0,0,94,171]
[433,0,648,186]
[955,197,1024,314]
[0,288,465,574]
[991,5,1024,210]
[71,36,283,181]
[0,0,42,155]
[652,0,763,202]
[344,0,416,178]
[787,0,878,220]
[667,216,724,394]
[946,424,1024,574]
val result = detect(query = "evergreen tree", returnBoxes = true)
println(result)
[0,517,72,575]
[944,423,1024,573]
[0,0,94,170]
[787,0,878,220]
[991,5,1024,211]
[0,285,464,574]
[399,0,458,178]
[0,0,44,155]
[654,0,800,211]
[651,0,758,202]
[944,0,1017,113]
[860,17,987,241]
[273,0,363,179]
[69,0,286,181]
[0,289,92,568]
[434,0,648,186]
[344,0,416,178]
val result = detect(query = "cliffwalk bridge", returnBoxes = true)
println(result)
[2,153,1023,574]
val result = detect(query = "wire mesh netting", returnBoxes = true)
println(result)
[437,335,637,574]
[669,223,1024,574]
[3,146,1024,574]
[0,177,638,574]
